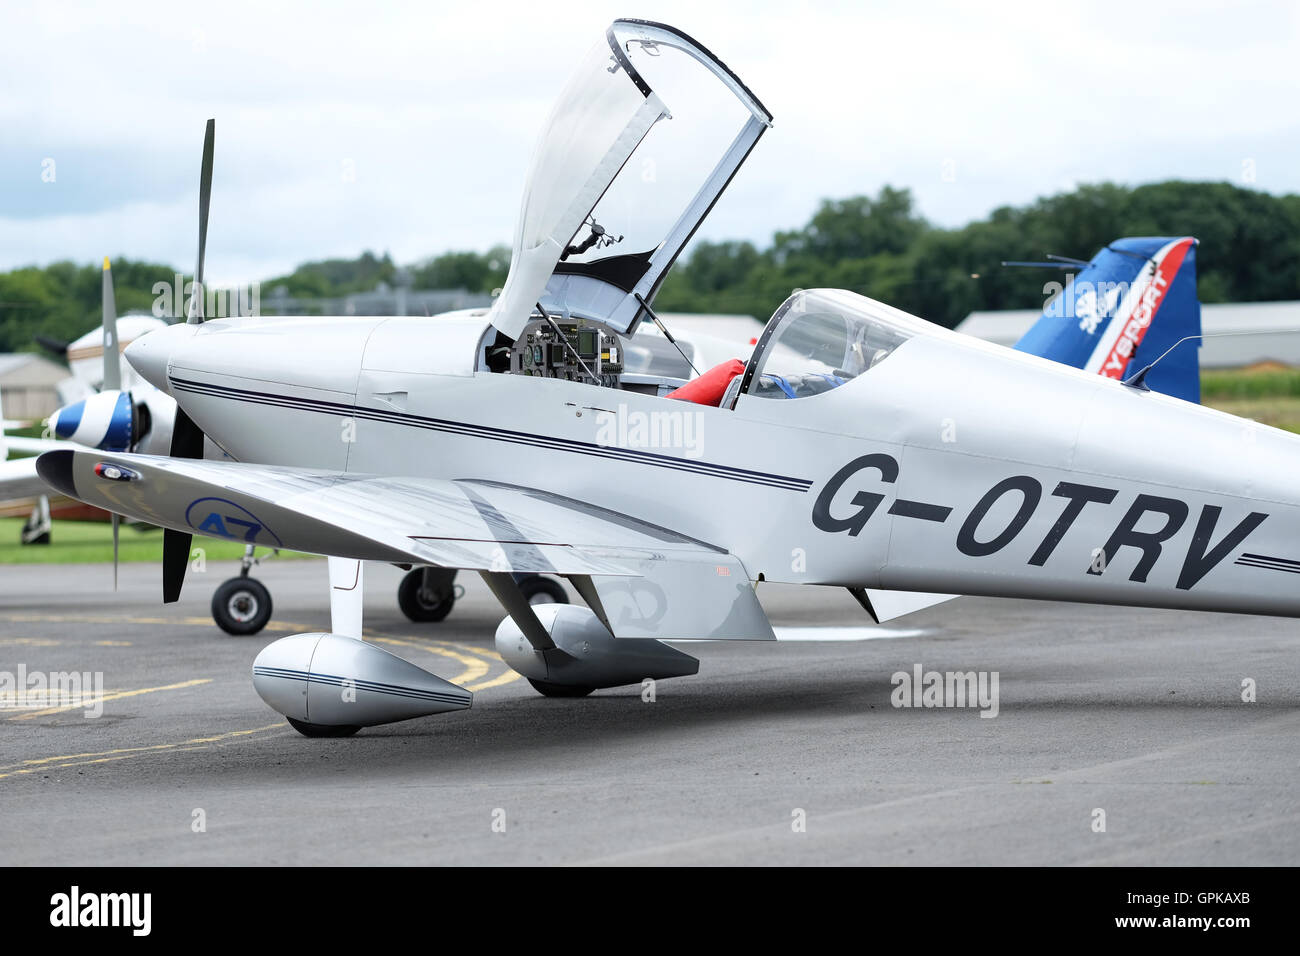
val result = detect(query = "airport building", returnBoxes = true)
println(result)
[958,301,1300,369]
[0,351,70,419]
[261,282,492,317]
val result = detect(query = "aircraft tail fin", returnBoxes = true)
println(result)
[1014,237,1201,402]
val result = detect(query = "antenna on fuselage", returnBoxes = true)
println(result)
[634,293,701,378]
[1001,248,1149,271]
[1123,329,1300,392]
[1000,254,1091,270]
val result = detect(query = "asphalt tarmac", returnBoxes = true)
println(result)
[1,558,1296,865]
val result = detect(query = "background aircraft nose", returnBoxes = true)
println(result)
[48,391,133,451]
[50,400,85,440]
[125,322,198,395]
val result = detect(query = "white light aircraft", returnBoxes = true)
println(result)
[36,19,1300,737]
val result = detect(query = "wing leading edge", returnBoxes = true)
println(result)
[35,449,775,640]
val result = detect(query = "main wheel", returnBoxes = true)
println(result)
[518,575,569,606]
[398,568,456,622]
[527,678,595,698]
[286,717,361,738]
[211,576,273,635]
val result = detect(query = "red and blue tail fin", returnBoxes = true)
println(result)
[1014,237,1201,402]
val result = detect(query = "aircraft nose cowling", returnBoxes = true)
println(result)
[49,390,133,451]
[125,322,200,395]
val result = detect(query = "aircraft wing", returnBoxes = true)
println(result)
[36,449,775,640]
[0,456,54,500]
[5,436,71,456]
[1,436,100,501]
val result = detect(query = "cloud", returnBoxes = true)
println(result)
[2,0,1297,281]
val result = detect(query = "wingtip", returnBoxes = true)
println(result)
[35,449,77,498]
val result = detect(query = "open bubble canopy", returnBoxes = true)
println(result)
[487,19,772,341]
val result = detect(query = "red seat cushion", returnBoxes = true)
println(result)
[666,358,747,406]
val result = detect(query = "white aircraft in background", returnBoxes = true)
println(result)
[40,19,1291,742]
[0,260,278,625]
[0,259,176,486]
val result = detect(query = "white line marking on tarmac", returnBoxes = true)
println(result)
[772,626,927,641]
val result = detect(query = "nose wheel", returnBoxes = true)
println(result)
[211,544,275,635]
[212,576,273,635]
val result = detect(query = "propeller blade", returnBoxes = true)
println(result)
[169,406,205,459]
[187,118,215,324]
[101,257,121,391]
[164,116,215,602]
[111,513,119,591]
[35,334,70,358]
[160,406,206,602]
[163,529,190,604]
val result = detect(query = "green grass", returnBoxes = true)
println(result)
[0,517,313,565]
[1201,368,1300,401]
[1201,368,1300,433]
[3,421,48,459]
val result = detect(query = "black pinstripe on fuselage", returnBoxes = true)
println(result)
[170,376,813,493]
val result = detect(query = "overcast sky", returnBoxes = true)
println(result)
[2,0,1298,284]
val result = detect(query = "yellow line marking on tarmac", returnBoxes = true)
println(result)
[0,613,310,632]
[372,637,490,687]
[454,643,521,692]
[464,670,524,692]
[0,723,285,780]
[438,642,522,691]
[1,614,169,625]
[455,643,507,663]
[368,634,522,692]
[0,613,522,690]
[179,616,306,632]
[0,637,61,646]
[6,678,212,720]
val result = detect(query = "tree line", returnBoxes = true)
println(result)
[1,180,1295,353]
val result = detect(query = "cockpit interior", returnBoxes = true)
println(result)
[480,288,924,409]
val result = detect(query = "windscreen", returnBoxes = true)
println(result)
[742,289,919,399]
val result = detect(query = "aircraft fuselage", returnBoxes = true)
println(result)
[129,312,1300,618]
